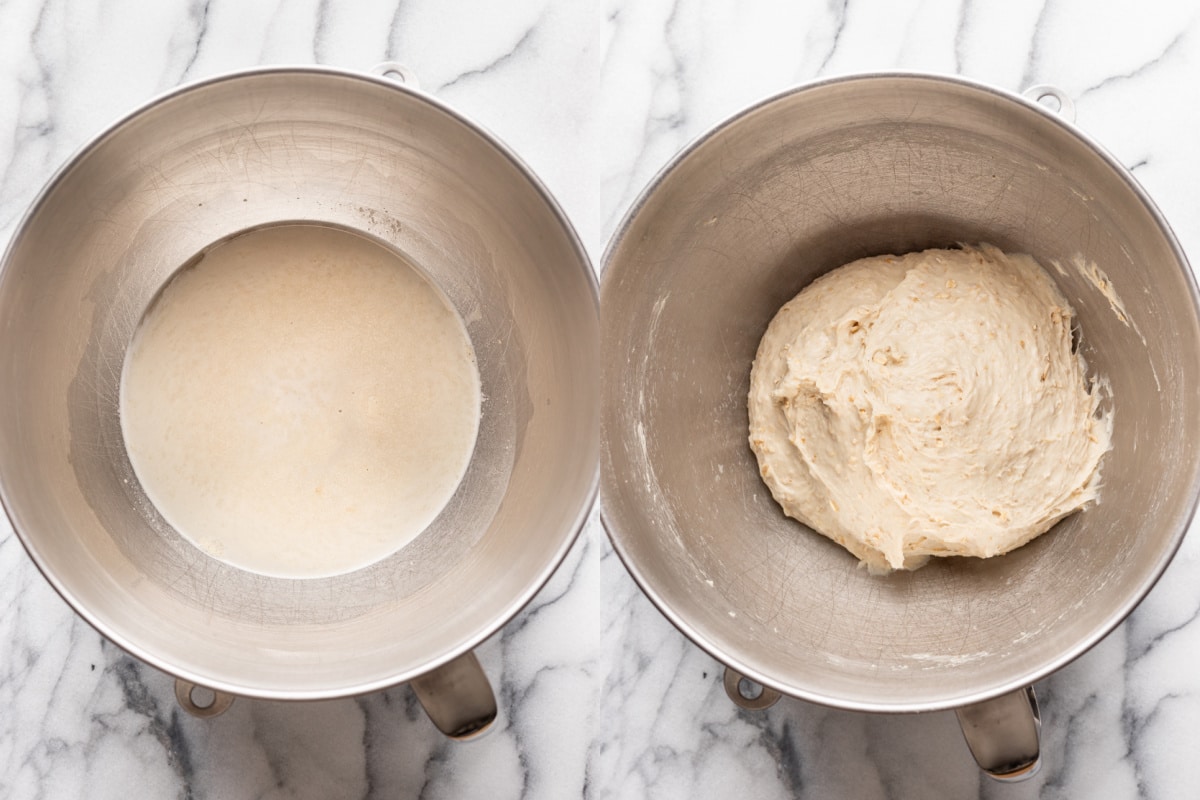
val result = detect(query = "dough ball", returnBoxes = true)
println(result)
[747,244,1112,573]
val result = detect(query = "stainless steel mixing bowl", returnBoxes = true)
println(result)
[600,73,1200,776]
[0,66,599,733]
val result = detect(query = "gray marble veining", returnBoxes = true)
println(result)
[2,1,1199,798]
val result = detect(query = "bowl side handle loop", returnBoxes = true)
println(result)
[722,666,781,711]
[954,685,1042,782]
[174,679,236,719]
[371,61,421,91]
[410,650,498,740]
[1022,84,1076,124]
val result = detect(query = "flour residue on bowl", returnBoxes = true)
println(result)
[1052,254,1157,390]
[120,223,481,579]
[1051,254,1140,334]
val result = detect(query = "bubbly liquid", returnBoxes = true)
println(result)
[120,224,481,578]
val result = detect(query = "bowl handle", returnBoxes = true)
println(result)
[410,650,498,740]
[954,685,1041,781]
[174,679,236,718]
[371,62,421,91]
[1022,84,1076,124]
[722,666,781,710]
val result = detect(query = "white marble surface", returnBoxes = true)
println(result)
[2,1,1200,798]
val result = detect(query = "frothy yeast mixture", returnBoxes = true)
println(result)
[121,224,480,578]
[748,245,1111,573]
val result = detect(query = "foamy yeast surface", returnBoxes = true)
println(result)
[120,224,481,578]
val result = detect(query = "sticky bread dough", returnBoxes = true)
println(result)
[747,244,1112,573]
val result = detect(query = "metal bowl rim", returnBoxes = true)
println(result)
[0,63,600,700]
[598,69,1200,714]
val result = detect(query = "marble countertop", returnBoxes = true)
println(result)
[3,1,1200,798]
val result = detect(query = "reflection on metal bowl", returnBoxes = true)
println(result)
[600,72,1200,778]
[0,66,599,734]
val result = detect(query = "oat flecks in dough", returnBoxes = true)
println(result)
[747,244,1112,574]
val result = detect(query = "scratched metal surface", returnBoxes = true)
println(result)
[599,73,1200,713]
[0,67,599,700]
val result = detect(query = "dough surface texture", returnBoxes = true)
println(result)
[121,224,481,579]
[747,245,1111,573]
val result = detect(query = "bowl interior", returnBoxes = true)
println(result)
[0,69,599,698]
[600,75,1200,711]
